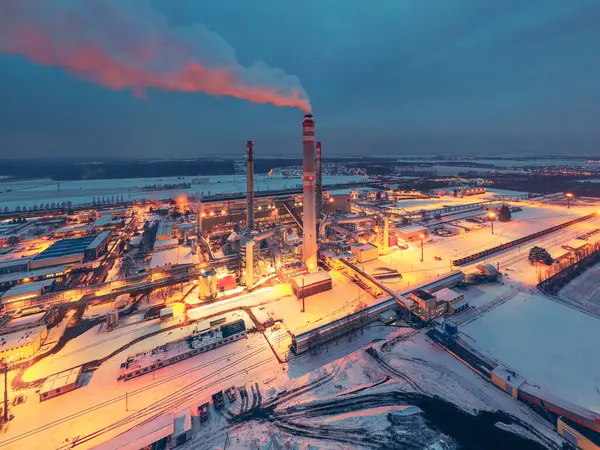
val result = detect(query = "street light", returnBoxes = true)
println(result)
[419,233,425,262]
[488,212,496,234]
[566,193,574,209]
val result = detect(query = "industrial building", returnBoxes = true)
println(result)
[433,288,464,308]
[29,231,111,270]
[156,221,174,241]
[0,258,30,275]
[0,279,55,310]
[0,265,67,290]
[351,243,378,263]
[91,408,192,450]
[53,223,95,239]
[0,324,47,362]
[558,417,600,450]
[394,225,428,241]
[290,270,333,298]
[39,366,83,401]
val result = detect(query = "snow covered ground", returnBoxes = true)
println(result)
[196,326,564,450]
[3,331,279,450]
[558,264,600,317]
[366,202,600,288]
[461,292,600,413]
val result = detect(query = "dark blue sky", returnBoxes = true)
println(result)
[1,0,599,159]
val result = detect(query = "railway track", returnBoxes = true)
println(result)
[365,347,425,394]
[0,343,271,448]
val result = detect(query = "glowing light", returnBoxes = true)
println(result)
[221,210,226,215]
[488,212,496,219]
[258,206,262,211]
[419,234,425,239]
[210,211,215,217]
[566,193,574,198]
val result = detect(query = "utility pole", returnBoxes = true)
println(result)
[3,360,8,423]
[301,277,305,313]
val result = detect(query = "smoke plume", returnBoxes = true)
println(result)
[0,0,311,112]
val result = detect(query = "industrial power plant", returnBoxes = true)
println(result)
[1,113,600,450]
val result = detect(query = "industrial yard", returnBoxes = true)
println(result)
[0,117,599,449]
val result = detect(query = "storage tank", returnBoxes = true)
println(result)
[198,268,218,300]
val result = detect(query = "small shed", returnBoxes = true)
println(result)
[39,366,83,401]
[172,408,192,447]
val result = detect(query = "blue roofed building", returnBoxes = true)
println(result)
[29,231,112,270]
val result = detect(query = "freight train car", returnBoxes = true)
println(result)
[517,383,600,434]
[118,319,247,381]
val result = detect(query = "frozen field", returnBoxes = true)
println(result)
[0,174,365,211]
[461,292,600,413]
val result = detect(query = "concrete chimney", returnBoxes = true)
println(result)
[302,115,317,271]
[316,141,323,221]
[246,141,255,231]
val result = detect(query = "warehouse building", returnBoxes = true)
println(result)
[0,265,67,290]
[0,258,30,275]
[91,408,192,450]
[558,417,600,450]
[0,279,55,310]
[0,325,47,362]
[394,225,428,242]
[93,214,124,230]
[350,243,378,263]
[291,270,333,298]
[29,231,111,270]
[39,366,83,401]
[53,224,95,239]
[156,221,174,241]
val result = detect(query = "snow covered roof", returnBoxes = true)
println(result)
[434,288,463,303]
[291,270,332,286]
[0,265,67,285]
[0,325,46,350]
[90,414,174,450]
[395,225,428,233]
[173,408,192,438]
[1,279,54,300]
[492,366,526,391]
[351,243,377,251]
[40,366,82,394]
[153,238,178,250]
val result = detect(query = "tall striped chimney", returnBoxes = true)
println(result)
[246,141,255,231]
[316,141,323,220]
[302,115,317,271]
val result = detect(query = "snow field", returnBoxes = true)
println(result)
[461,292,600,413]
